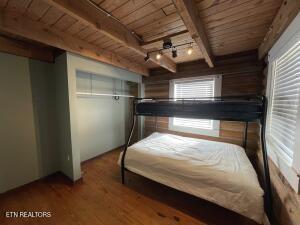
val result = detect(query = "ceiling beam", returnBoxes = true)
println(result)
[258,0,300,59]
[43,0,177,73]
[173,0,214,67]
[0,35,54,62]
[0,9,149,76]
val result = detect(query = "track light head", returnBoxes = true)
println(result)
[172,47,177,58]
[163,38,173,49]
[144,53,150,62]
[187,44,193,55]
[156,51,162,60]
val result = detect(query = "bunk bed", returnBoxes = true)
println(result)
[118,95,272,224]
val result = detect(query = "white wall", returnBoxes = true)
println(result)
[53,54,74,180]
[76,72,131,162]
[66,53,142,180]
[0,53,74,193]
[0,53,39,193]
[29,59,60,177]
[0,51,143,192]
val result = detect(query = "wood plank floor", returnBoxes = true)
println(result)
[0,149,258,225]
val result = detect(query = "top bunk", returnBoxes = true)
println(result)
[134,95,266,123]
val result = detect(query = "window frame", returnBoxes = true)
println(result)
[168,75,222,137]
[266,13,300,193]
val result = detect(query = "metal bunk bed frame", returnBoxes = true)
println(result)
[120,95,272,219]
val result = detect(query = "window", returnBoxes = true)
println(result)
[169,75,222,137]
[266,14,300,192]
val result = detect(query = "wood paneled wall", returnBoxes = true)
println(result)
[143,51,263,155]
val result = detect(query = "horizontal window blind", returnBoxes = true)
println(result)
[173,78,215,130]
[268,41,300,162]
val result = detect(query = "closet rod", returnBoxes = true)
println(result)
[76,92,135,98]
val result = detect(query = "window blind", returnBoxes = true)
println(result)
[173,78,215,130]
[268,41,300,162]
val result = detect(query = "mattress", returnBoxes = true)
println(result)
[118,132,264,224]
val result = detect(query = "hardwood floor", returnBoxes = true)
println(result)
[0,149,258,225]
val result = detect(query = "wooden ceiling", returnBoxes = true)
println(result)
[0,0,284,75]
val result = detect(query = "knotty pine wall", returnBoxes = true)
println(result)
[143,51,263,155]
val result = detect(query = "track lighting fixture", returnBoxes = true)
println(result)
[172,47,177,58]
[144,53,150,62]
[144,42,193,61]
[187,44,193,55]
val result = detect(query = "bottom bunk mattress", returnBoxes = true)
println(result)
[118,132,264,224]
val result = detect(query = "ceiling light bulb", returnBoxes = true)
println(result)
[187,46,193,55]
[156,52,162,60]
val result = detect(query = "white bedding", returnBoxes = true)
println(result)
[118,132,264,224]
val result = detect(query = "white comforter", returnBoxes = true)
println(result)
[119,132,264,224]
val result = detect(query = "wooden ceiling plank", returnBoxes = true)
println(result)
[64,21,86,35]
[211,34,266,47]
[196,0,227,11]
[259,0,300,59]
[139,20,185,38]
[162,4,177,15]
[0,35,54,62]
[208,12,275,36]
[98,0,128,13]
[52,14,77,31]
[173,0,214,67]
[121,0,172,26]
[142,24,187,42]
[85,31,103,43]
[43,0,177,72]
[6,0,32,13]
[209,26,269,43]
[127,10,165,30]
[201,0,281,21]
[110,0,153,19]
[0,9,149,76]
[39,6,64,25]
[199,0,258,18]
[24,0,51,21]
[74,26,96,40]
[141,30,189,47]
[204,2,280,29]
[135,13,182,34]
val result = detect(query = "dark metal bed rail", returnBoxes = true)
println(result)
[120,95,272,220]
